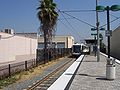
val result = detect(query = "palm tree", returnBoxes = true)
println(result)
[37,0,58,63]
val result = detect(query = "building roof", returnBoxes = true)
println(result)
[15,32,37,39]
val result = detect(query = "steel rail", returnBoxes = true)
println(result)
[27,58,74,90]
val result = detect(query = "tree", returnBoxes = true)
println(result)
[37,0,58,63]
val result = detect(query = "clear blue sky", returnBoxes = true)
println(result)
[0,0,120,42]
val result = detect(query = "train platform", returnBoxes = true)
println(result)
[49,54,120,90]
[69,54,120,90]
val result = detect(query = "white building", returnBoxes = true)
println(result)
[0,29,37,63]
[38,35,74,49]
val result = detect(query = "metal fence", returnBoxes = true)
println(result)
[36,48,72,64]
[0,48,72,80]
[0,59,36,79]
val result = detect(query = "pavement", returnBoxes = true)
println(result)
[69,54,120,90]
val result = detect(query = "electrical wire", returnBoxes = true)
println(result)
[59,10,120,30]
[57,8,83,39]
[62,11,96,28]
[100,16,120,28]
[58,19,85,41]
[110,14,119,19]
[59,10,96,12]
[57,8,120,40]
[59,20,72,35]
[58,18,75,20]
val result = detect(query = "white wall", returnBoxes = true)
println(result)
[68,36,74,48]
[0,32,37,63]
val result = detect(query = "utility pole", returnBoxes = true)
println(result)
[96,0,100,62]
[106,6,110,60]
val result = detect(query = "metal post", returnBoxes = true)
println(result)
[8,64,11,77]
[94,35,97,56]
[25,61,28,71]
[106,6,110,60]
[96,0,100,62]
[106,6,115,80]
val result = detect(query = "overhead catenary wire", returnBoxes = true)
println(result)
[58,19,85,40]
[100,16,120,28]
[58,19,73,35]
[61,11,96,28]
[110,20,120,31]
[59,9,96,12]
[57,8,120,40]
[110,14,120,19]
[59,10,120,29]
[57,8,83,39]
[58,17,75,20]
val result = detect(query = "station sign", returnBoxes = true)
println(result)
[91,28,97,31]
[91,33,97,36]
[105,30,112,36]
[91,28,105,31]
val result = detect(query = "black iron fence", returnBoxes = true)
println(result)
[0,48,72,80]
[0,59,36,80]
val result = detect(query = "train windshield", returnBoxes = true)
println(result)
[73,45,81,53]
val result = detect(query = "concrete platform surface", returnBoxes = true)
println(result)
[69,55,120,90]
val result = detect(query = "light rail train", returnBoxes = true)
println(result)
[72,43,89,57]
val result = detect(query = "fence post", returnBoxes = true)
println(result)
[8,64,11,77]
[61,49,62,57]
[63,48,65,57]
[25,61,27,71]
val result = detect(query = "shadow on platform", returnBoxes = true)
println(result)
[83,61,97,62]
[65,73,107,80]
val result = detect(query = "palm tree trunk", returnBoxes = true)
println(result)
[44,28,47,64]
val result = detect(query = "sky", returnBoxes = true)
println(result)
[0,0,120,42]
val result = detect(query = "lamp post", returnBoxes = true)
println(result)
[91,28,105,57]
[96,5,120,80]
[91,33,97,56]
[96,0,100,62]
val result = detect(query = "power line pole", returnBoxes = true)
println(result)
[96,0,100,62]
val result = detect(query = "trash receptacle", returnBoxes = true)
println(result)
[106,58,116,80]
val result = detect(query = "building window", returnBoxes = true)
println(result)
[57,42,65,48]
[38,43,44,49]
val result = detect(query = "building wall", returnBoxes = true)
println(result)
[111,26,120,59]
[67,36,74,48]
[38,35,74,49]
[0,32,37,63]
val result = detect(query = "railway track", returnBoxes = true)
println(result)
[26,58,75,90]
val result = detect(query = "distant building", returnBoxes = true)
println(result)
[0,29,37,63]
[111,26,120,59]
[0,28,75,63]
[4,28,14,34]
[15,32,75,49]
[38,35,74,49]
[85,38,97,54]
